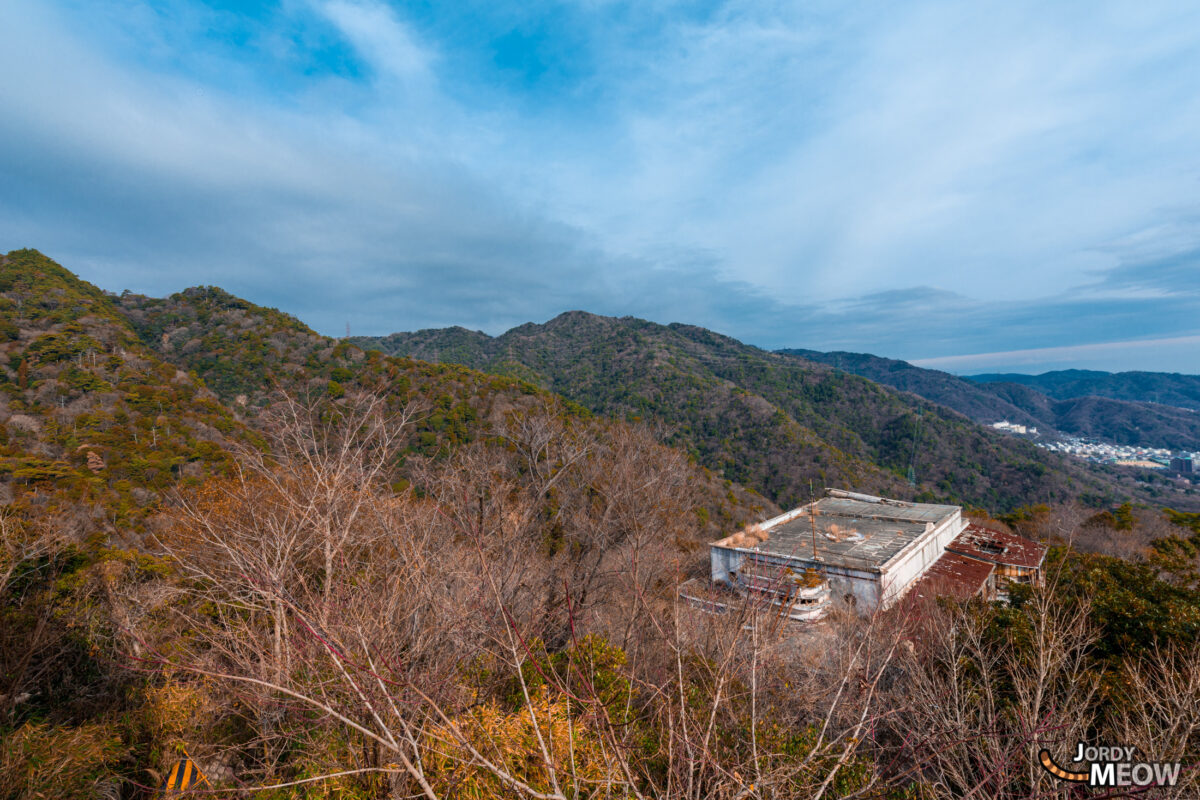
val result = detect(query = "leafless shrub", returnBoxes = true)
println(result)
[0,507,62,596]
[1105,641,1200,796]
[0,508,73,724]
[130,391,921,797]
[887,565,1098,799]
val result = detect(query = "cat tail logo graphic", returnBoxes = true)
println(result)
[1038,749,1089,782]
[1039,742,1183,788]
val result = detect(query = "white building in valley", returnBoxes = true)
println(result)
[706,489,1045,618]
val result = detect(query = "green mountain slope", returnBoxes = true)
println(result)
[786,350,1200,449]
[362,314,906,503]
[0,251,775,544]
[117,285,325,404]
[780,349,1047,429]
[0,250,247,538]
[354,313,1180,512]
[969,369,1200,411]
[10,247,1192,532]
[116,279,775,536]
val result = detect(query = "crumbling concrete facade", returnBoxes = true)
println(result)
[710,489,1044,616]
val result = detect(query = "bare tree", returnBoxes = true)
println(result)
[146,392,463,793]
[1106,641,1200,797]
[891,570,1098,799]
[133,392,929,798]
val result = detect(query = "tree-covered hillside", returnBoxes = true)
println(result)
[111,260,776,539]
[970,368,1200,410]
[0,251,773,545]
[355,312,1195,512]
[791,349,1200,449]
[0,250,247,540]
[780,349,1047,429]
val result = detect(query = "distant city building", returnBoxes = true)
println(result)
[1038,436,1174,469]
[1171,455,1194,474]
[1114,459,1166,469]
[991,420,1036,436]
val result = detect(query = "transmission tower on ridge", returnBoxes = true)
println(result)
[907,408,923,486]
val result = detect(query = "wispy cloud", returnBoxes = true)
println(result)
[911,335,1200,374]
[2,0,1200,372]
[317,1,433,84]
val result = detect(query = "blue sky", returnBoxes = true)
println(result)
[3,1,1200,374]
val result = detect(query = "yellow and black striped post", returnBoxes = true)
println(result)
[159,757,209,795]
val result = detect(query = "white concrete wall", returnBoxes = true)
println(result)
[879,510,964,608]
[710,545,744,586]
[710,506,966,615]
[817,563,880,611]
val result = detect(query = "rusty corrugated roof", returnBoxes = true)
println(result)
[907,551,994,602]
[946,523,1047,570]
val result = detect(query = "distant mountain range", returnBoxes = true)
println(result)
[353,314,1197,513]
[2,248,1196,526]
[782,351,1200,450]
[966,369,1200,411]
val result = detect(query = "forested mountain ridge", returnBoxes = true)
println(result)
[969,368,1200,411]
[783,349,1200,449]
[779,349,1047,429]
[117,285,325,404]
[0,249,247,540]
[0,244,1191,563]
[0,251,771,544]
[353,312,1194,512]
[362,313,905,504]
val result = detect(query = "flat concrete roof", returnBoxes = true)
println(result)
[714,492,960,572]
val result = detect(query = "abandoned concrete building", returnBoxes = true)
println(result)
[704,489,1046,620]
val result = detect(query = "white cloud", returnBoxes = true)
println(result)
[522,0,1200,307]
[316,0,434,85]
[911,335,1200,374]
[2,0,1200,372]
